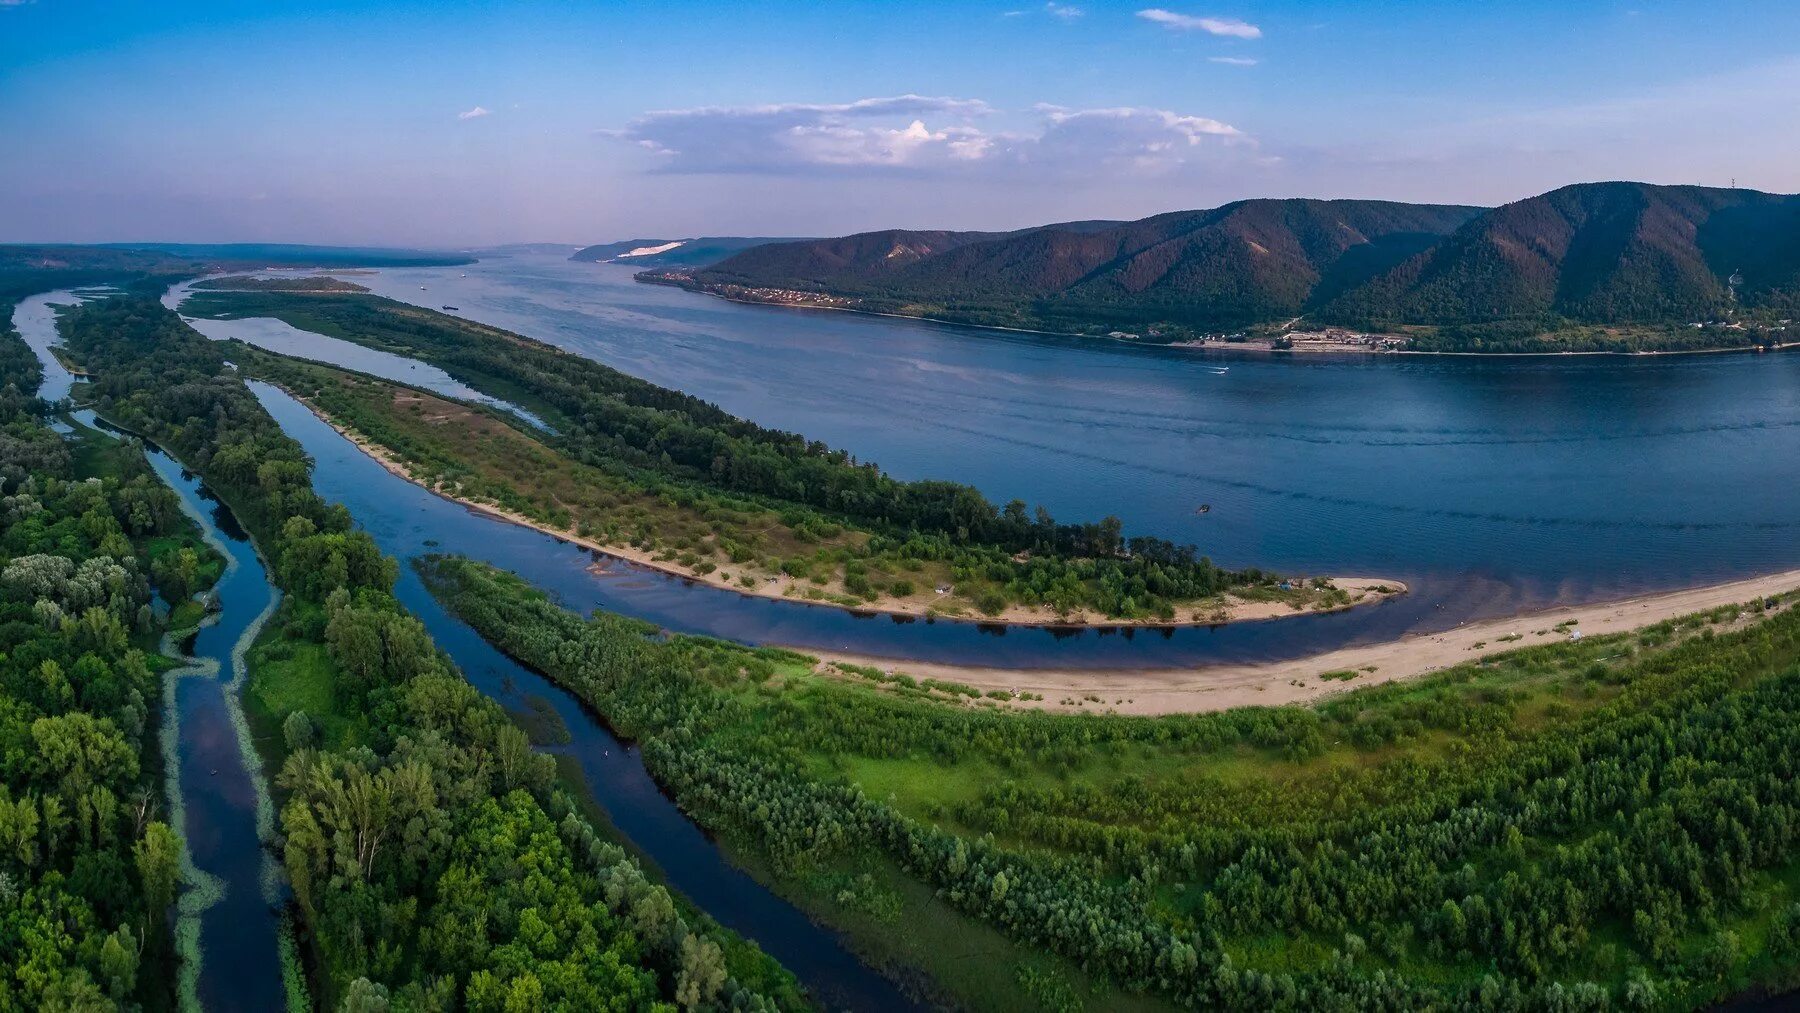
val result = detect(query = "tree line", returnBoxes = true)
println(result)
[59,296,808,1011]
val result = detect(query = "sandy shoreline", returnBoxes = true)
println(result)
[798,568,1800,715]
[278,389,1404,630]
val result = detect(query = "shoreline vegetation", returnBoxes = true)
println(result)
[649,183,1800,356]
[54,294,811,1011]
[424,548,1800,1011]
[272,374,1406,630]
[182,286,1372,625]
[638,271,1800,360]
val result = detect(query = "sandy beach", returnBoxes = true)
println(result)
[801,568,1800,715]
[281,390,1405,630]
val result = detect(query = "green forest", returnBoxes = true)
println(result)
[43,296,806,1011]
[0,309,204,1009]
[424,553,1800,1011]
[184,289,1279,621]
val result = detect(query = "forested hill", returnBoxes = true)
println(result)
[673,199,1482,332]
[660,183,1800,350]
[1320,182,1800,330]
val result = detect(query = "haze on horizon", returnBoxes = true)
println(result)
[4,0,1799,249]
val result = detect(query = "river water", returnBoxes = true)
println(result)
[141,438,287,1013]
[246,382,920,1010]
[12,291,918,1008]
[333,255,1800,621]
[165,254,1800,666]
[15,296,287,1009]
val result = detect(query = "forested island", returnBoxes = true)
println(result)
[179,287,1389,625]
[647,182,1800,354]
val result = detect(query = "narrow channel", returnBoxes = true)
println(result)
[16,293,287,1011]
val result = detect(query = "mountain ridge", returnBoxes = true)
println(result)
[648,182,1800,352]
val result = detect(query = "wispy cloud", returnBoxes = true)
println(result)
[602,96,1253,178]
[1136,9,1262,38]
[1209,56,1258,66]
[1045,2,1084,20]
[457,105,491,121]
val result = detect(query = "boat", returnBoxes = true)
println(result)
[420,285,427,290]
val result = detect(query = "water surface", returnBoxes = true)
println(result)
[337,255,1800,619]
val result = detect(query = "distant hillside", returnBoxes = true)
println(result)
[679,200,1482,334]
[1317,183,1800,341]
[652,183,1800,352]
[571,236,807,269]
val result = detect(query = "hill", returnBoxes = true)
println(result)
[1317,182,1800,346]
[676,200,1481,334]
[653,184,1800,352]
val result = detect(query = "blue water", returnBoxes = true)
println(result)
[143,447,287,1013]
[254,380,1434,669]
[249,383,924,1008]
[338,255,1800,621]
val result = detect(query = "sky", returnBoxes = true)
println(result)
[3,0,1799,247]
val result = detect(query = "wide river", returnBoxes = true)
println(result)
[339,254,1800,620]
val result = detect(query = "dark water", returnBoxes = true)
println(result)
[143,445,287,1013]
[253,380,1438,670]
[338,254,1800,619]
[247,382,922,1010]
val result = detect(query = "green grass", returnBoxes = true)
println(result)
[243,602,365,770]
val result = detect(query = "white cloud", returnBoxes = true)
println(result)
[1045,2,1084,20]
[1209,56,1258,66]
[603,96,1253,178]
[457,105,491,120]
[1135,9,1262,38]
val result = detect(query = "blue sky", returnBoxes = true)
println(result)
[3,0,1798,246]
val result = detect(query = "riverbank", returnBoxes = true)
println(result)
[801,567,1800,715]
[638,272,1797,359]
[279,387,1406,631]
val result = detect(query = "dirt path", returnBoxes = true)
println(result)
[801,569,1800,715]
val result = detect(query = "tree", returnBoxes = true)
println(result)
[135,822,180,927]
[99,925,139,1000]
[283,710,315,752]
[675,934,726,1010]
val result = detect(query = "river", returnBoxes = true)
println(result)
[162,254,1800,667]
[14,292,919,1009]
[331,252,1800,627]
[16,294,288,1007]
[140,431,287,1013]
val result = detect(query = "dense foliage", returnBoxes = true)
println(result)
[189,290,1274,619]
[428,553,1800,1011]
[0,320,211,1010]
[675,183,1800,353]
[59,296,805,1011]
[688,201,1480,336]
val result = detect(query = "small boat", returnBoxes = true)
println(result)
[1195,504,1212,514]
[461,272,468,277]
[419,285,427,290]
[442,305,460,311]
